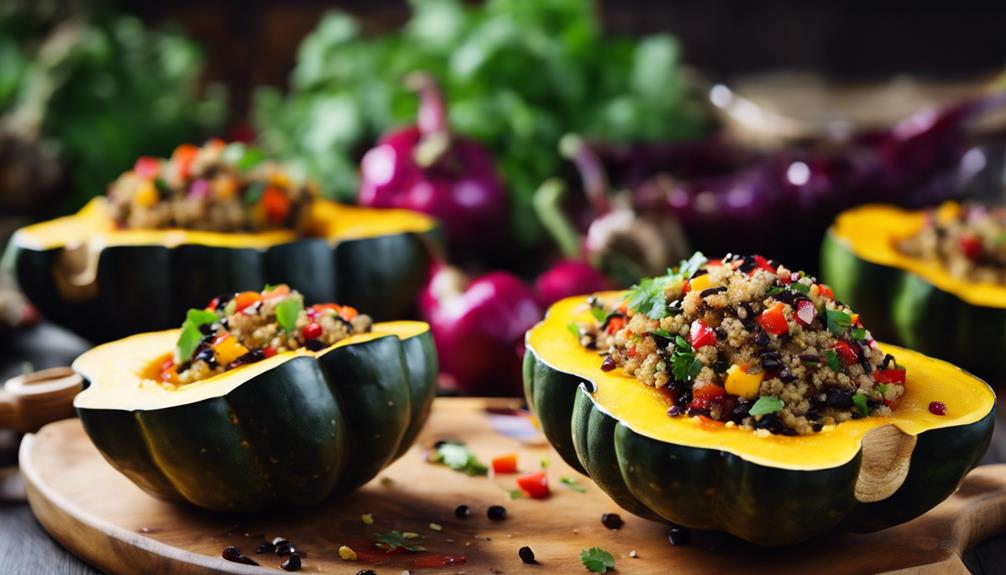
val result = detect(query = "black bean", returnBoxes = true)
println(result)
[222,546,258,566]
[690,268,709,279]
[678,390,692,407]
[519,546,536,564]
[731,401,750,422]
[199,322,216,335]
[455,504,471,519]
[256,542,275,554]
[667,405,681,417]
[755,331,770,347]
[668,526,692,546]
[714,327,728,340]
[779,368,796,383]
[826,389,854,409]
[685,406,709,417]
[304,339,325,352]
[601,513,624,530]
[805,409,821,421]
[487,505,507,521]
[699,286,727,298]
[712,359,729,374]
[799,354,820,363]
[882,354,896,369]
[276,542,295,556]
[194,347,217,368]
[761,356,781,370]
[357,571,378,575]
[601,355,616,372]
[281,553,302,572]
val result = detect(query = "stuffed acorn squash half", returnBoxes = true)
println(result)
[524,254,994,546]
[72,285,436,512]
[823,201,1006,378]
[5,141,439,342]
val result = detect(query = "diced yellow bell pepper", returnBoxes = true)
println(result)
[689,273,714,293]
[214,335,249,366]
[133,180,159,207]
[725,364,764,399]
[936,201,962,224]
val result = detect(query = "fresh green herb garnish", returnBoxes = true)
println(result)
[374,530,426,552]
[243,181,267,205]
[429,442,488,476]
[748,396,784,417]
[876,384,890,396]
[790,282,810,294]
[223,143,265,172]
[852,393,869,417]
[649,328,674,339]
[851,326,867,341]
[624,252,707,319]
[567,323,582,338]
[825,310,852,336]
[560,476,587,493]
[670,336,702,382]
[766,285,784,296]
[590,307,607,323]
[540,457,549,469]
[508,489,524,500]
[175,308,219,362]
[275,297,303,333]
[825,350,842,372]
[580,547,616,573]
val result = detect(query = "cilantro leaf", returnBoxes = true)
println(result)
[581,547,615,573]
[749,396,784,417]
[374,531,426,553]
[568,322,582,338]
[243,181,267,205]
[853,393,869,417]
[175,309,219,362]
[669,336,702,381]
[508,489,524,500]
[275,297,303,333]
[649,328,674,339]
[790,282,810,294]
[223,143,265,172]
[825,310,852,336]
[560,476,587,493]
[590,307,607,323]
[624,252,707,319]
[876,384,890,396]
[677,251,708,281]
[825,350,842,372]
[429,442,488,476]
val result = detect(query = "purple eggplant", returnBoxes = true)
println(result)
[419,263,541,396]
[358,73,507,258]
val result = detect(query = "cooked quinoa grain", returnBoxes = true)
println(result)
[153,285,371,386]
[900,202,1006,283]
[108,141,317,233]
[579,253,906,435]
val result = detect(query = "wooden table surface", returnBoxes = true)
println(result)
[2,323,1006,574]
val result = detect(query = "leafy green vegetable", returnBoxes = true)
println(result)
[254,1,710,247]
[853,393,869,417]
[790,282,810,294]
[375,530,426,552]
[625,252,706,319]
[567,322,582,338]
[825,350,842,372]
[749,396,784,417]
[243,181,267,205]
[877,384,890,396]
[825,310,852,336]
[275,297,303,333]
[175,309,219,362]
[560,476,587,493]
[590,307,607,323]
[429,442,488,476]
[508,488,524,500]
[222,143,265,171]
[851,326,867,341]
[670,336,702,381]
[649,328,674,339]
[580,547,615,573]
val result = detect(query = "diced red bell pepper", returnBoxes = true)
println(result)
[491,453,518,474]
[301,322,323,340]
[233,291,262,312]
[262,347,277,358]
[758,302,789,336]
[627,346,637,358]
[834,340,860,365]
[795,299,817,326]
[959,234,983,261]
[261,186,292,224]
[874,368,906,384]
[206,297,219,311]
[606,316,625,334]
[817,284,834,300]
[172,144,199,180]
[689,319,717,348]
[133,156,160,179]
[706,259,722,267]
[751,255,776,275]
[516,471,550,499]
[690,384,725,410]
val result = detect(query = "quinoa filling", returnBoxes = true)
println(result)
[153,285,372,386]
[576,253,906,435]
[899,202,1006,284]
[107,140,317,233]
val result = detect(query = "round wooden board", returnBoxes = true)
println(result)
[18,398,1006,574]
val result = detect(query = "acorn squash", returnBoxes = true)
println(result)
[5,198,439,342]
[523,293,995,546]
[72,320,436,512]
[822,203,1006,378]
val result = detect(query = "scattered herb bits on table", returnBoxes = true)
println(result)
[524,251,996,545]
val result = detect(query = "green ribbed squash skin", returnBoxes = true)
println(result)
[523,347,994,546]
[821,230,1006,378]
[76,330,437,513]
[6,230,438,343]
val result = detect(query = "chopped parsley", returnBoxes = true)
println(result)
[560,476,588,493]
[567,322,582,338]
[581,547,616,573]
[670,336,702,382]
[175,308,219,362]
[275,297,303,333]
[877,384,890,396]
[649,328,674,339]
[428,442,488,476]
[790,282,810,294]
[624,252,707,319]
[825,310,852,336]
[590,306,607,323]
[748,396,784,417]
[851,326,867,341]
[852,393,869,417]
[825,350,842,372]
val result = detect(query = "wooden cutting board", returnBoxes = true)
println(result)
[18,398,1006,575]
